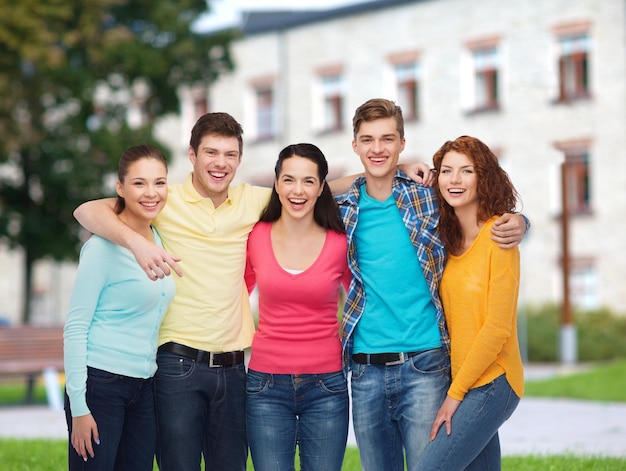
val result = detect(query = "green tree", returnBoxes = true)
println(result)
[0,0,235,323]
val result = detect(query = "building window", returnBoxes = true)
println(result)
[320,74,344,132]
[564,149,591,214]
[472,47,499,111]
[394,62,419,121]
[557,33,590,101]
[255,87,275,141]
[570,260,598,310]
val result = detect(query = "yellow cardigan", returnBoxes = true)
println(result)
[440,216,524,401]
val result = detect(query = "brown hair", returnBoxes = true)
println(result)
[114,145,167,214]
[189,112,244,156]
[352,98,404,140]
[432,135,520,252]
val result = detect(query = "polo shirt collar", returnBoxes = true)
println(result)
[182,173,233,205]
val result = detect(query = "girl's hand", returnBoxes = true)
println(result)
[429,395,461,441]
[71,414,100,461]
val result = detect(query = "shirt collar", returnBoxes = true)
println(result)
[182,173,233,206]
[335,169,413,205]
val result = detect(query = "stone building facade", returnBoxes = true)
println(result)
[4,0,624,324]
[204,0,626,313]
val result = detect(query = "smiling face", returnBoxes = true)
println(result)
[188,133,241,207]
[275,155,323,222]
[438,150,479,214]
[116,157,168,227]
[352,117,405,183]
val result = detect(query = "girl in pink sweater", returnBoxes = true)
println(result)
[244,143,351,471]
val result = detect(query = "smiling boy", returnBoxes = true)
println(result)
[335,98,526,471]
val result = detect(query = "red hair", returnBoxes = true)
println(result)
[432,135,520,253]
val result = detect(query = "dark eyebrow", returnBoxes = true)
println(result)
[281,173,318,180]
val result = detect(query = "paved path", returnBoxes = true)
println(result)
[499,397,626,457]
[2,365,625,457]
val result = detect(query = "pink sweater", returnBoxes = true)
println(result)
[245,221,350,374]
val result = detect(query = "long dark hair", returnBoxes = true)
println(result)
[432,135,520,252]
[114,145,168,214]
[260,143,345,233]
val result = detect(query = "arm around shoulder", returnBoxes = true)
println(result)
[490,213,529,249]
[74,198,182,279]
[74,198,136,248]
[328,174,363,195]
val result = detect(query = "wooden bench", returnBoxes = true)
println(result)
[0,325,64,409]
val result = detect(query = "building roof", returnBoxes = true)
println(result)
[240,0,425,35]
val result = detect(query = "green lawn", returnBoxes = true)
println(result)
[2,360,626,469]
[0,381,48,406]
[524,359,626,402]
[1,440,625,471]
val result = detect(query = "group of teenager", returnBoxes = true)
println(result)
[63,97,527,471]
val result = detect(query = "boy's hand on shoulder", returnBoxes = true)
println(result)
[491,213,527,248]
[399,161,436,186]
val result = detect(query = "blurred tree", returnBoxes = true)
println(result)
[0,0,236,323]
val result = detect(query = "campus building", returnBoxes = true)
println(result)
[3,0,624,324]
[197,0,626,313]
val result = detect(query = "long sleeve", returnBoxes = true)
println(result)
[441,218,523,401]
[63,232,175,417]
[63,237,110,417]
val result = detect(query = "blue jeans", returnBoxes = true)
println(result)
[350,347,450,471]
[246,369,349,471]
[419,374,520,470]
[154,351,248,471]
[64,367,156,471]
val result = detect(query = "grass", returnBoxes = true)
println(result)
[0,381,48,406]
[1,440,625,471]
[2,361,626,469]
[524,359,626,402]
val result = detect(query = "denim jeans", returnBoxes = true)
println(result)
[154,351,248,471]
[350,347,450,471]
[419,373,520,470]
[246,369,349,471]
[64,367,156,471]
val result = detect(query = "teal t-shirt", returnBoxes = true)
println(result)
[352,185,441,353]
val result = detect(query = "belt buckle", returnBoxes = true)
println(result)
[385,353,407,366]
[209,352,220,367]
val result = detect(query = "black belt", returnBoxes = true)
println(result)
[352,350,429,366]
[158,342,244,368]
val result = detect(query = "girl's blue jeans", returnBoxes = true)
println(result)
[64,367,156,471]
[246,369,349,471]
[419,373,521,470]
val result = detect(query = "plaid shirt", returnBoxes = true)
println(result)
[335,170,450,372]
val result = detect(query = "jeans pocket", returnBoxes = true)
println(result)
[503,383,521,421]
[350,362,367,381]
[409,347,450,375]
[319,371,348,394]
[87,367,119,384]
[155,353,195,379]
[246,370,270,396]
[86,368,123,400]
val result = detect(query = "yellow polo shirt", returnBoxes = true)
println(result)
[154,173,271,352]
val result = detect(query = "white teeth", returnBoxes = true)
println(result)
[449,189,464,194]
[142,202,158,207]
[289,199,306,204]
[210,172,226,178]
